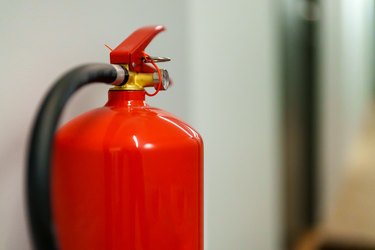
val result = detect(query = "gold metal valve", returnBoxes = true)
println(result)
[111,65,169,91]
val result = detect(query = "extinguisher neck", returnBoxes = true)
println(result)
[105,90,147,107]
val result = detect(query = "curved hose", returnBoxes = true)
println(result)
[27,63,127,250]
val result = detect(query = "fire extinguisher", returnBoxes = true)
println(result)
[27,26,203,250]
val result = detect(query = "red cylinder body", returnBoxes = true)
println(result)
[52,90,203,250]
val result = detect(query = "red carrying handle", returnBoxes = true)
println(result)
[110,25,165,73]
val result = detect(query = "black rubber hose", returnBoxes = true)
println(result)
[27,63,127,250]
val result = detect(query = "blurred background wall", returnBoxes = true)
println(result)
[0,0,280,249]
[318,0,374,217]
[189,1,281,249]
[282,1,375,248]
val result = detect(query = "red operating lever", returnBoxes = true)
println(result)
[110,25,165,73]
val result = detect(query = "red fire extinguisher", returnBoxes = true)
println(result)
[27,25,203,250]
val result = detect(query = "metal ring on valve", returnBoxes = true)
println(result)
[142,56,171,63]
[111,65,128,86]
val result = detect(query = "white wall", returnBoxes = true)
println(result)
[0,0,281,249]
[188,1,281,249]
